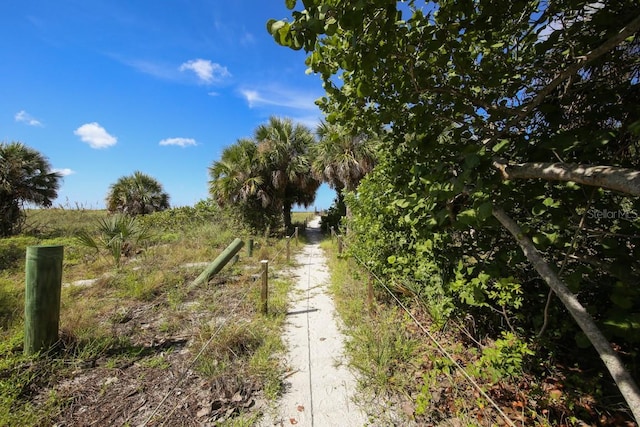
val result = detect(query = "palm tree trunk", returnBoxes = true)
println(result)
[336,190,346,215]
[283,201,293,232]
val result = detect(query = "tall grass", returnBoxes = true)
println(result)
[321,240,422,394]
[0,205,294,426]
[321,238,509,426]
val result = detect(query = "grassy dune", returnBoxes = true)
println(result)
[0,206,300,426]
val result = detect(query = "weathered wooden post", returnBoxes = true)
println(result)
[368,273,375,313]
[191,238,244,287]
[247,238,254,257]
[295,227,299,246]
[24,245,64,355]
[260,260,269,315]
[286,236,291,263]
[330,226,335,242]
[337,235,343,255]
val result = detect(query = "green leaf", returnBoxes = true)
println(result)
[394,198,410,208]
[387,255,397,264]
[543,231,559,244]
[492,139,509,153]
[611,293,633,309]
[457,209,476,225]
[267,19,284,35]
[476,201,493,221]
[356,81,371,97]
[532,205,546,216]
[285,0,297,9]
[532,233,548,246]
[325,19,338,36]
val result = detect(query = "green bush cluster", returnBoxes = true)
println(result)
[319,197,345,233]
[346,140,640,382]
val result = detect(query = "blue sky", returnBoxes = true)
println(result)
[1,0,336,210]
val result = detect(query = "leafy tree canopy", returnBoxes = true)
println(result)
[270,0,640,419]
[209,116,319,232]
[106,171,170,216]
[0,142,61,236]
[312,120,378,193]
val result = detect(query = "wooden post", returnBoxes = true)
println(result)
[330,226,335,242]
[261,260,268,315]
[337,235,343,255]
[368,273,375,313]
[192,238,245,287]
[286,236,291,263]
[295,227,299,246]
[247,238,254,257]
[24,245,64,355]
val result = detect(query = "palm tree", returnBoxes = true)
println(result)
[0,142,61,236]
[312,121,377,216]
[255,116,320,230]
[209,138,281,231]
[76,214,151,267]
[209,138,270,207]
[106,171,170,215]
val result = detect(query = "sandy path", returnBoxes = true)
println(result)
[260,217,368,427]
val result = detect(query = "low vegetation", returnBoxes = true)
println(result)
[323,236,637,426]
[0,204,298,426]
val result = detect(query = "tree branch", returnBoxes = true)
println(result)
[493,159,640,196]
[519,13,640,118]
[493,206,640,423]
[484,13,640,150]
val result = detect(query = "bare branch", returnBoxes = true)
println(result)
[493,159,640,196]
[518,14,640,118]
[493,206,640,423]
[484,13,640,149]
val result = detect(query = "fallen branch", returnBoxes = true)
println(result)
[493,206,640,423]
[493,159,640,196]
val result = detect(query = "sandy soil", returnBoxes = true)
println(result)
[260,218,369,427]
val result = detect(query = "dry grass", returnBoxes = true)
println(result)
[0,206,296,426]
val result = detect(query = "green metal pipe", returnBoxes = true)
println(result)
[24,245,64,355]
[192,238,244,287]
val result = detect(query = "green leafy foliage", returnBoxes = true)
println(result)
[0,142,61,236]
[209,117,319,233]
[75,214,151,267]
[270,0,640,418]
[472,332,534,383]
[105,171,170,215]
[319,196,346,233]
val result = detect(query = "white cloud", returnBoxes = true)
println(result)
[159,137,197,147]
[53,168,75,176]
[179,59,230,84]
[74,122,117,149]
[15,110,43,127]
[241,90,261,108]
[125,58,176,80]
[240,87,320,111]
